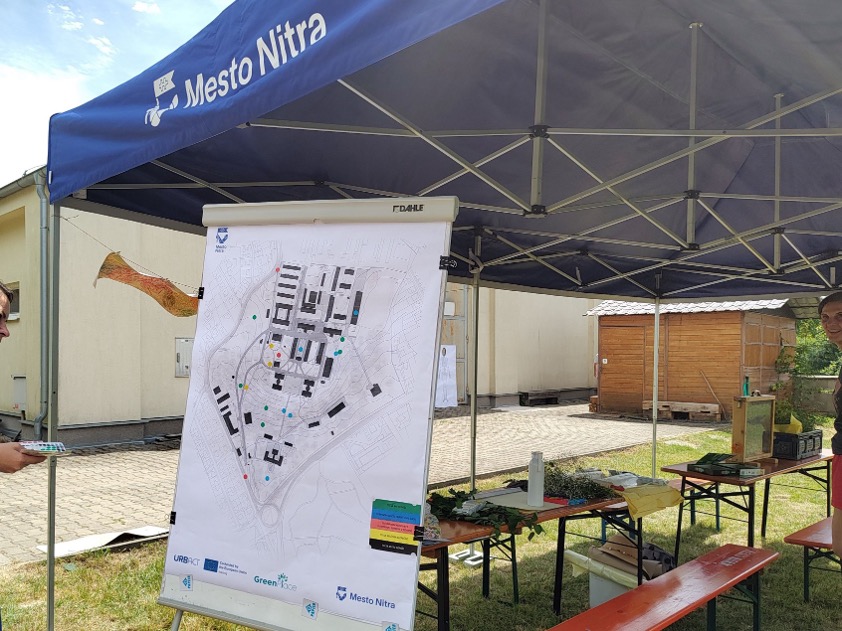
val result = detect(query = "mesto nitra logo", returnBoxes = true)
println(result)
[336,586,347,601]
[145,70,179,127]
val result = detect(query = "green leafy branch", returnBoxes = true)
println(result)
[542,464,618,501]
[428,489,544,541]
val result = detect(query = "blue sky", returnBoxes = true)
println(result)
[1,0,234,185]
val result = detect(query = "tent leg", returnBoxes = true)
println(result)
[47,202,61,631]
[651,296,661,478]
[469,235,482,494]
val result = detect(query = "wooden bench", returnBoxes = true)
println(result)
[783,517,841,601]
[519,389,562,406]
[548,544,778,631]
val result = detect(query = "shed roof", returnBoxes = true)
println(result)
[586,299,789,316]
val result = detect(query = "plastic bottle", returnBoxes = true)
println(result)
[527,451,545,507]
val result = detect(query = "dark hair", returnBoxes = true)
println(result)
[0,280,12,305]
[818,291,842,315]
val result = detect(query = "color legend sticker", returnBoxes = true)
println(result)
[369,500,421,555]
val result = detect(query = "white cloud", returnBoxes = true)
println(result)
[48,3,89,33]
[0,65,89,186]
[92,18,105,26]
[132,2,161,14]
[87,36,116,56]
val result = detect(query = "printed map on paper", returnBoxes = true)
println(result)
[164,219,449,629]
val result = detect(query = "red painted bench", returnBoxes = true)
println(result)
[783,517,840,601]
[548,544,778,631]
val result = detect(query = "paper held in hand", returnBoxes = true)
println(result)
[20,441,72,457]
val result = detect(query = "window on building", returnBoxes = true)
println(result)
[7,284,20,321]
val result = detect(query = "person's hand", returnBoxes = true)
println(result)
[0,442,47,473]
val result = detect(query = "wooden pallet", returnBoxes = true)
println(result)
[519,390,561,406]
[642,400,721,421]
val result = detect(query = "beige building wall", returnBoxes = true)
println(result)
[474,287,598,398]
[57,208,205,425]
[0,182,597,437]
[0,187,40,419]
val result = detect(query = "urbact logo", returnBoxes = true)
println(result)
[172,554,200,566]
[203,558,219,573]
[336,586,347,601]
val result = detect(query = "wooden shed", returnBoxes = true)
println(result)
[589,300,797,419]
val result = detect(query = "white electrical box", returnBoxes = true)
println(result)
[175,338,194,378]
[12,375,26,414]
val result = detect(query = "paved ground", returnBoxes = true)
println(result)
[0,402,717,566]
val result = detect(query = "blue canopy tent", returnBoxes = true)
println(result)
[42,0,842,626]
[48,0,842,300]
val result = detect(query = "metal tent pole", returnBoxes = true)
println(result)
[686,22,702,245]
[46,202,61,631]
[774,93,783,269]
[651,291,661,479]
[529,0,548,213]
[469,235,482,494]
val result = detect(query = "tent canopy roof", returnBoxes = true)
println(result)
[47,0,842,301]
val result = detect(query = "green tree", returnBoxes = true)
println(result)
[794,319,842,375]
[774,318,840,430]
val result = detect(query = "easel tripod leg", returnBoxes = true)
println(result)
[170,609,183,631]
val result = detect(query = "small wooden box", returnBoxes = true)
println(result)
[731,395,776,462]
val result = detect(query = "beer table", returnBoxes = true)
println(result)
[662,449,832,561]
[418,496,640,630]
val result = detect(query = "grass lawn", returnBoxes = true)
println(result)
[1,420,840,630]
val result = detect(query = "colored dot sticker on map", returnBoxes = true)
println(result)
[282,408,286,413]
[243,474,248,480]
[244,385,249,390]
[340,337,345,342]
[276,352,281,358]
[238,383,243,388]
[337,349,343,355]
[275,267,280,272]
[253,315,258,320]
[267,362,272,367]
[288,413,293,418]
[260,422,265,428]
[298,346,303,352]
[269,343,274,348]
[264,405,269,410]
[265,476,270,481]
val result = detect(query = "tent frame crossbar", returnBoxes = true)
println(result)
[237,118,842,139]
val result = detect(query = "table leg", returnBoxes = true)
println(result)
[553,517,568,615]
[674,478,687,562]
[635,518,643,585]
[481,539,490,598]
[511,536,519,604]
[761,478,771,538]
[748,571,761,631]
[706,598,717,631]
[748,485,756,547]
[826,460,832,517]
[803,546,810,602]
[437,548,450,631]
